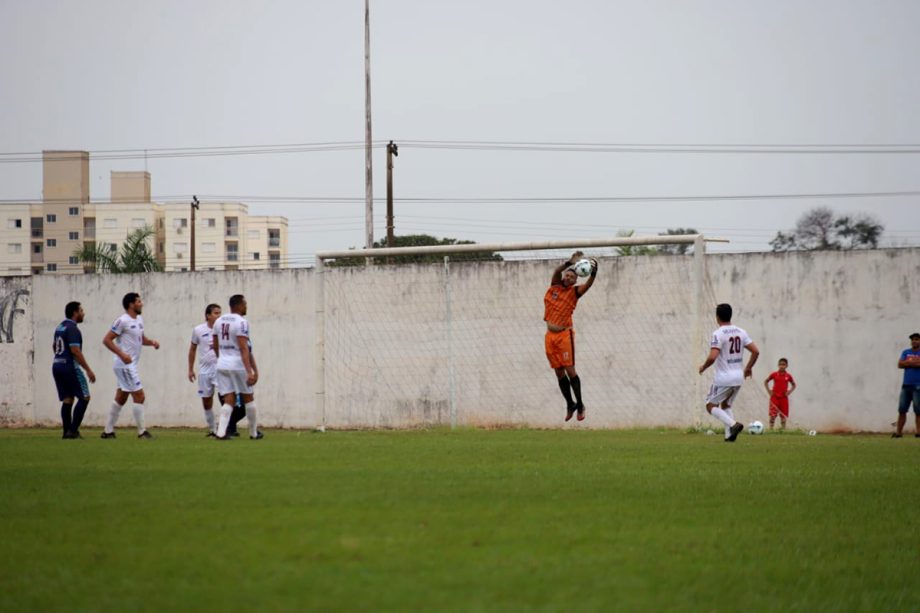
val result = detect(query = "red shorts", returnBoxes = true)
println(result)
[769,396,789,418]
[545,329,575,369]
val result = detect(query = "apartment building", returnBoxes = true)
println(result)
[0,151,288,276]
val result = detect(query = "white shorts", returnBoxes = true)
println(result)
[706,384,740,407]
[113,364,143,393]
[197,369,217,398]
[217,369,253,396]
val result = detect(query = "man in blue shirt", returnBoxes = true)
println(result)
[52,302,97,439]
[893,332,920,438]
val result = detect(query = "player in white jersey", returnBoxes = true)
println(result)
[698,303,759,442]
[188,303,221,436]
[101,292,160,439]
[212,294,262,440]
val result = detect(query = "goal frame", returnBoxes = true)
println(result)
[314,234,723,429]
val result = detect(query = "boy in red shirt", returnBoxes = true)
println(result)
[764,358,796,430]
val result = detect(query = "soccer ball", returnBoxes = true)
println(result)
[748,420,764,435]
[573,259,593,278]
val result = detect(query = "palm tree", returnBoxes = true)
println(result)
[74,225,162,273]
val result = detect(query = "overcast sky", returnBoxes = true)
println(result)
[2,0,919,265]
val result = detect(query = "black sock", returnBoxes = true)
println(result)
[229,403,246,433]
[60,402,73,434]
[72,398,89,432]
[570,376,583,406]
[557,376,574,406]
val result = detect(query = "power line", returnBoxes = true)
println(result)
[4,139,920,162]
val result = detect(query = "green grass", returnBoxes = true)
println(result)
[1,428,918,612]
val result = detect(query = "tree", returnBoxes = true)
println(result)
[331,234,503,266]
[770,207,884,252]
[656,228,699,255]
[74,225,162,273]
[613,230,658,256]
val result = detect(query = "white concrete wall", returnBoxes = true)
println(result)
[2,248,918,431]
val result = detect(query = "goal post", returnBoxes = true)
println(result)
[314,234,725,430]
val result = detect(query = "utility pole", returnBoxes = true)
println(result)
[364,0,374,255]
[386,141,398,249]
[190,195,199,272]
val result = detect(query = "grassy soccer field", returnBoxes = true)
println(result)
[1,428,918,612]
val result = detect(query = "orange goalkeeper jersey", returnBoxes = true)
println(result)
[544,284,579,328]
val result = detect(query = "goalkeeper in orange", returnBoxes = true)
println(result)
[544,250,598,421]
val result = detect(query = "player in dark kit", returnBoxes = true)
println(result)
[52,301,97,439]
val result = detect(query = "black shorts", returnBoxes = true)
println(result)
[53,366,89,401]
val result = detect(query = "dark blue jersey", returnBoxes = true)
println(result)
[52,319,82,369]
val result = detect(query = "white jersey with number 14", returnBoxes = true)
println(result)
[710,325,753,387]
[214,313,249,371]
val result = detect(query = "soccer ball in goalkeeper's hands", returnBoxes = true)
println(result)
[573,259,594,278]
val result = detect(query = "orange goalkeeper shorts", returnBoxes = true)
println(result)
[545,329,575,369]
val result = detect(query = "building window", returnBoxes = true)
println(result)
[205,218,216,228]
[68,207,79,216]
[46,263,57,272]
[175,242,188,254]
[158,218,164,229]
[226,243,239,262]
[103,218,118,229]
[46,214,57,223]
[249,252,260,261]
[268,229,281,247]
[175,218,188,228]
[158,241,164,254]
[269,252,281,269]
[33,244,42,254]
[7,243,22,254]
[202,242,216,253]
[46,238,57,247]
[132,218,146,228]
[108,243,117,252]
[69,231,79,240]
[8,219,22,229]
[69,256,79,265]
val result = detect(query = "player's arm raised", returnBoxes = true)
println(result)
[743,342,760,379]
[576,258,598,297]
[551,250,584,285]
[103,330,131,365]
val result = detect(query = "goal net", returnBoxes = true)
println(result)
[316,236,713,429]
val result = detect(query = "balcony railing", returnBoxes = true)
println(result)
[227,253,239,262]
[31,229,42,238]
[268,237,281,247]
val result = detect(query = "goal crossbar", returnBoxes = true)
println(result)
[317,234,727,260]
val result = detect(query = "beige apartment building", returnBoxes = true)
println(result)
[0,151,287,276]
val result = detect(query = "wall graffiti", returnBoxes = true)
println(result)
[0,288,29,343]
